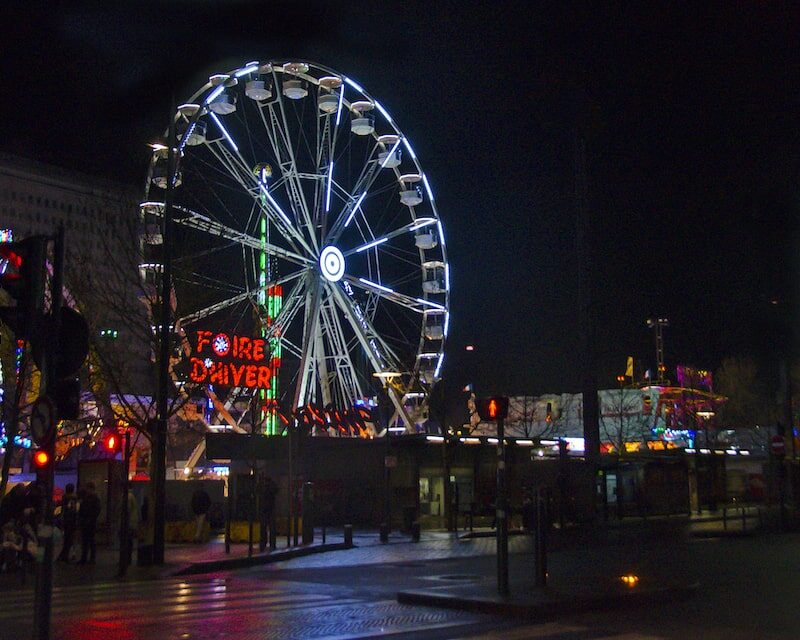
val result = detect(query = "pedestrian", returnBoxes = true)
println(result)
[78,482,102,565]
[190,486,211,543]
[259,476,278,551]
[57,483,78,562]
[0,521,23,572]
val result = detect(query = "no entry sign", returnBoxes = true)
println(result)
[771,435,786,458]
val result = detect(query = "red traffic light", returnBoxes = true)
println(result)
[476,396,509,422]
[33,450,50,468]
[0,236,47,339]
[103,431,122,454]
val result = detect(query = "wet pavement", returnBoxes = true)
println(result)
[1,520,799,639]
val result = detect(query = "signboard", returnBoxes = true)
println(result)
[30,395,56,447]
[771,435,785,458]
[189,330,272,389]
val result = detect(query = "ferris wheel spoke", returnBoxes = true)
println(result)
[159,203,312,267]
[325,146,386,246]
[257,85,319,254]
[206,116,315,257]
[292,276,324,409]
[329,282,417,432]
[177,270,306,327]
[260,273,307,340]
[318,287,364,406]
[343,217,436,257]
[343,275,442,314]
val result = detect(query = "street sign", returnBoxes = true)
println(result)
[30,395,56,447]
[771,435,785,458]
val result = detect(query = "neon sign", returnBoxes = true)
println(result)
[189,330,272,388]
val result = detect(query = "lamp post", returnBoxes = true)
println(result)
[374,372,402,541]
[697,410,715,512]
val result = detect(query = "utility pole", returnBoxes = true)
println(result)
[118,429,132,576]
[154,102,177,565]
[575,134,600,483]
[33,227,63,640]
[496,411,508,596]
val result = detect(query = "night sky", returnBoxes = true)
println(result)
[1,3,797,396]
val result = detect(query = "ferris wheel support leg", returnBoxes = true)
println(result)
[329,284,417,434]
[293,278,324,410]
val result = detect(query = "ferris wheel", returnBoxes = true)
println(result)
[140,61,449,435]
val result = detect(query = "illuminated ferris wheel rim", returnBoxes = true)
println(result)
[144,59,450,432]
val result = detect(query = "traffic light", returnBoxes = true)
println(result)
[32,448,50,484]
[476,396,509,421]
[0,236,47,339]
[103,430,122,455]
[33,449,50,468]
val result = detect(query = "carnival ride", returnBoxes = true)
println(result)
[139,61,450,464]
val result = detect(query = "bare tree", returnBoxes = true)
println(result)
[599,388,651,454]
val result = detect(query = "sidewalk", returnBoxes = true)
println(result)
[0,531,353,590]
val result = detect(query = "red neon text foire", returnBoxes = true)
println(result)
[194,331,268,362]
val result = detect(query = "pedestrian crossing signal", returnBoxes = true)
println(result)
[476,396,508,421]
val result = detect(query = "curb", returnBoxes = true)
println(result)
[170,542,352,576]
[397,582,698,619]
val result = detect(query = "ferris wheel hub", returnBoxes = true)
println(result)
[319,245,345,282]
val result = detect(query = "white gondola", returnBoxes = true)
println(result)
[351,101,375,135]
[400,186,422,207]
[209,91,237,115]
[422,260,446,294]
[414,232,437,250]
[178,119,206,146]
[151,158,182,189]
[140,223,163,246]
[245,78,272,101]
[283,79,307,99]
[318,93,339,113]
[378,148,401,168]
[424,324,444,340]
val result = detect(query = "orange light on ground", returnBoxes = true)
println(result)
[620,574,640,587]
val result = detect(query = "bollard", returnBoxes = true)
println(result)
[411,521,420,542]
[380,523,389,543]
[344,524,353,548]
[534,488,547,588]
[302,482,314,545]
[269,518,277,550]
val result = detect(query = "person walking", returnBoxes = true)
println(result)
[57,483,78,562]
[78,482,101,565]
[191,486,211,543]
